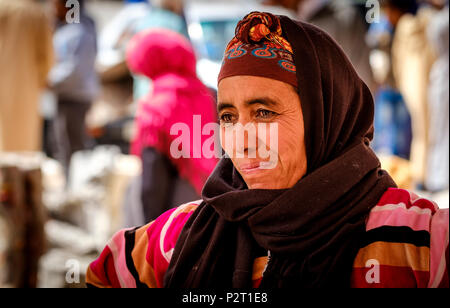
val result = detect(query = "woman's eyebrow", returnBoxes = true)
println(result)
[217,97,278,113]
[245,97,278,108]
[217,102,235,113]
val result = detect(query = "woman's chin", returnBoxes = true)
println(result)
[246,182,266,189]
[239,169,274,190]
[245,177,281,190]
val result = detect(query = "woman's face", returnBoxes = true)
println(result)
[218,76,307,189]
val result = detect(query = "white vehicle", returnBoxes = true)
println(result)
[184,0,296,89]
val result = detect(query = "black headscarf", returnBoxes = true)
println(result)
[164,14,396,288]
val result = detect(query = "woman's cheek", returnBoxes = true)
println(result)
[277,123,304,165]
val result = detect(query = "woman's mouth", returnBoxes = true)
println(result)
[239,161,277,173]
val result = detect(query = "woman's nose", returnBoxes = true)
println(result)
[234,120,258,158]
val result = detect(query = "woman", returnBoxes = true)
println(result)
[87,12,448,288]
[126,29,218,223]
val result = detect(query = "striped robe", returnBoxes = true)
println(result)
[86,188,449,288]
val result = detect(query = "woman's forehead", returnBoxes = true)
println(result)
[218,76,294,100]
[218,76,300,112]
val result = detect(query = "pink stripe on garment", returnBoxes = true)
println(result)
[366,203,433,232]
[428,209,449,288]
[107,229,137,288]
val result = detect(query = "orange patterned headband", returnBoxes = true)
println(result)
[218,12,297,88]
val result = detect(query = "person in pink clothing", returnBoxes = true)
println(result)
[126,29,218,222]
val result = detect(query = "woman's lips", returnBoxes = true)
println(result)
[239,161,274,173]
[239,162,261,171]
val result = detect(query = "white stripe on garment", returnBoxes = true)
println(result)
[160,200,203,263]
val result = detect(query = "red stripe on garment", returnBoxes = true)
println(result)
[351,265,429,288]
[89,246,121,288]
[375,188,438,212]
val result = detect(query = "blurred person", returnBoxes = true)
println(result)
[366,14,413,175]
[87,12,448,288]
[48,0,100,173]
[425,5,449,192]
[125,29,218,223]
[131,0,188,102]
[92,0,151,156]
[0,0,53,152]
[265,0,376,94]
[386,0,438,190]
[96,0,151,70]
[373,88,412,160]
[137,0,186,33]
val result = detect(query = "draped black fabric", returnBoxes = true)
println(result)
[164,15,397,288]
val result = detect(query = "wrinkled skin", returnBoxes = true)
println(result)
[218,76,307,190]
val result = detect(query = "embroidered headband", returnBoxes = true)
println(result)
[218,12,298,89]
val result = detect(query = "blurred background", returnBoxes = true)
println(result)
[0,0,448,288]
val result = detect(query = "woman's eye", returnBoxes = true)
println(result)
[220,113,234,123]
[256,109,276,119]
